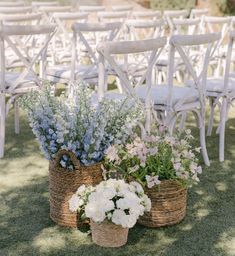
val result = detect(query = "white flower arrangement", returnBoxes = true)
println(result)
[21,85,143,168]
[69,179,151,229]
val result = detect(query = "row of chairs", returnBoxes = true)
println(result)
[0,7,234,166]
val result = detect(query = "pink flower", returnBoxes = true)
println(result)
[145,175,161,188]
[106,146,120,162]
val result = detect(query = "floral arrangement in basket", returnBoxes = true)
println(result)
[103,127,202,188]
[102,127,202,228]
[69,179,151,247]
[21,85,143,169]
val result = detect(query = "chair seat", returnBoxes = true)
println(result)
[2,72,39,94]
[187,77,235,94]
[46,64,98,83]
[135,85,199,106]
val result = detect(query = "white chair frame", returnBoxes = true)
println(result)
[0,24,56,158]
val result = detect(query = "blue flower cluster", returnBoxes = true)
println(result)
[22,85,143,169]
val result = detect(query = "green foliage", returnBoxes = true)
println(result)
[219,0,235,15]
[150,0,196,11]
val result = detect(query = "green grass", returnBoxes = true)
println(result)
[0,109,235,256]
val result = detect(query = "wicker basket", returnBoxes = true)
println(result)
[90,220,129,247]
[138,180,187,228]
[49,149,103,228]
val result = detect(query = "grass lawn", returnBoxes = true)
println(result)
[0,108,235,256]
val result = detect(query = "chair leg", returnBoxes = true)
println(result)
[207,97,215,136]
[0,94,6,158]
[116,77,123,94]
[219,99,227,162]
[200,123,210,166]
[14,100,20,134]
[179,112,187,132]
[194,110,210,166]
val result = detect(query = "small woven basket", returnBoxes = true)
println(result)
[49,149,103,228]
[138,180,187,228]
[90,220,129,247]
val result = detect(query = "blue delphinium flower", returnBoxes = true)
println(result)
[21,85,143,169]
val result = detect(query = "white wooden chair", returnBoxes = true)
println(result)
[132,11,162,20]
[190,8,209,19]
[79,6,106,13]
[97,11,128,23]
[111,5,133,12]
[79,5,105,21]
[0,6,32,15]
[218,30,235,161]
[97,37,167,131]
[98,33,221,166]
[46,21,121,87]
[38,6,72,24]
[32,1,59,7]
[125,19,163,40]
[163,10,188,36]
[0,24,56,158]
[0,2,25,7]
[50,12,88,65]
[202,16,231,76]
[191,31,235,161]
[0,13,42,25]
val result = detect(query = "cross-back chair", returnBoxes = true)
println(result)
[98,33,221,166]
[50,12,88,65]
[190,8,209,19]
[111,5,133,12]
[97,37,167,131]
[163,10,188,36]
[0,6,32,15]
[191,31,235,161]
[132,11,162,20]
[0,1,25,7]
[46,21,122,88]
[0,23,56,158]
[202,16,231,76]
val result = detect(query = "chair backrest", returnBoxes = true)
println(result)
[163,10,188,35]
[0,13,42,25]
[125,19,164,40]
[0,24,56,92]
[202,16,231,46]
[39,6,73,25]
[50,12,88,64]
[97,11,128,22]
[97,37,166,98]
[0,6,32,14]
[190,8,209,18]
[132,11,162,20]
[32,1,59,7]
[221,30,235,94]
[97,37,167,131]
[71,21,122,82]
[0,1,25,7]
[167,33,221,111]
[111,5,133,12]
[79,5,105,13]
[172,18,201,35]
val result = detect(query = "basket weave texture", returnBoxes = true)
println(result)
[138,180,187,228]
[49,149,103,228]
[90,220,129,247]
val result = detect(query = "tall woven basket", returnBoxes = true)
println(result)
[138,180,187,228]
[90,220,129,247]
[49,149,103,228]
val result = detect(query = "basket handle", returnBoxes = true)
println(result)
[53,149,81,170]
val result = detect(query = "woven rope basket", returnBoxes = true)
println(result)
[90,220,129,247]
[138,180,187,228]
[49,149,103,228]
